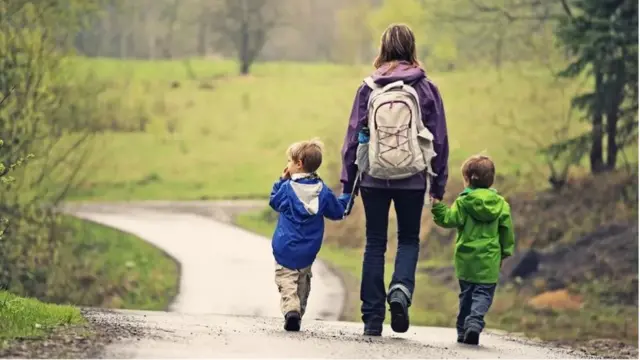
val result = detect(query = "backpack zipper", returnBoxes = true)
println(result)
[372,100,412,130]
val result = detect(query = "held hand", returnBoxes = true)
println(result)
[339,193,353,216]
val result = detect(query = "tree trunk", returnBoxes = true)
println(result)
[197,13,209,56]
[164,0,180,59]
[130,3,139,59]
[146,17,156,59]
[141,1,155,59]
[605,110,619,171]
[119,30,127,58]
[605,60,626,171]
[240,60,250,75]
[239,19,251,75]
[590,64,605,173]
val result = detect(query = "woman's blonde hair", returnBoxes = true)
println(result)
[373,23,421,74]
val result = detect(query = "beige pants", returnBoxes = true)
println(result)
[274,263,312,317]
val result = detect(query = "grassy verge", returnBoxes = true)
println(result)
[0,291,83,346]
[50,216,179,311]
[235,208,638,344]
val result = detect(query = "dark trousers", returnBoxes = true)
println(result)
[359,187,425,327]
[457,280,497,336]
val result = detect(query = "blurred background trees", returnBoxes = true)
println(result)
[71,0,638,179]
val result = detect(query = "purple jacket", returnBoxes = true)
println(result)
[340,62,449,199]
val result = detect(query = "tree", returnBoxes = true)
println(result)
[495,70,587,190]
[0,0,104,298]
[458,0,638,174]
[333,0,374,64]
[551,0,638,173]
[212,0,284,75]
[159,0,181,59]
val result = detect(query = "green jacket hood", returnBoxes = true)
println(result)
[459,188,504,223]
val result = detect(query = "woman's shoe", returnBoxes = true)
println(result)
[463,329,480,345]
[388,290,410,333]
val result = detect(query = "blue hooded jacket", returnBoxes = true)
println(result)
[269,173,349,270]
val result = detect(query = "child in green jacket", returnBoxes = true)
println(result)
[431,154,515,346]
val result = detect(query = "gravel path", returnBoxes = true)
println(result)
[83,309,582,359]
[63,201,584,359]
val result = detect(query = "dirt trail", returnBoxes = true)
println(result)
[63,201,582,359]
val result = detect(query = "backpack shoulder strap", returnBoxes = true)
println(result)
[363,76,380,90]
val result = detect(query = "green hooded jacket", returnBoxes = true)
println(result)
[431,187,515,284]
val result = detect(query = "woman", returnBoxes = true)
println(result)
[340,23,449,336]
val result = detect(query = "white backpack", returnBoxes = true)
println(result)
[357,76,437,180]
[345,77,438,215]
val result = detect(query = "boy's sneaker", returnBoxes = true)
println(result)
[388,290,410,333]
[284,311,301,332]
[463,329,480,345]
[456,335,464,343]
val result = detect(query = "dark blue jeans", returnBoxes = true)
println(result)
[457,280,497,336]
[360,187,424,327]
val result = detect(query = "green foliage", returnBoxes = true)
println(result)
[0,1,93,297]
[553,0,638,172]
[334,0,374,64]
[37,216,178,310]
[368,0,428,47]
[0,0,177,311]
[0,138,32,240]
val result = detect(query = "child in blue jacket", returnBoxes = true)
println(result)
[269,138,351,332]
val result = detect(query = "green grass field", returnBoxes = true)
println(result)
[0,291,83,346]
[50,216,179,311]
[66,57,593,201]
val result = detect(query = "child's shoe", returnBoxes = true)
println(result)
[456,334,464,343]
[463,329,480,345]
[284,311,301,331]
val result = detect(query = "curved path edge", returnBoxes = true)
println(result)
[62,200,345,320]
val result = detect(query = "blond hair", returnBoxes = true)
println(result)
[461,154,495,189]
[373,23,421,74]
[286,138,324,173]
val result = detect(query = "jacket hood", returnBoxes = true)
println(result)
[459,188,504,222]
[288,175,323,221]
[371,61,426,86]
